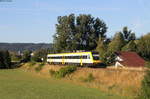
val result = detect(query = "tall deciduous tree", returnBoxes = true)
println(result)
[53,14,107,52]
[53,14,76,52]
[96,39,107,63]
[106,32,125,64]
[108,32,125,53]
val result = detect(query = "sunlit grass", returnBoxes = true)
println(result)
[0,69,129,99]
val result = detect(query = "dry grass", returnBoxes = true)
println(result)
[70,67,145,96]
[21,63,145,97]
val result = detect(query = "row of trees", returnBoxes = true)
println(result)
[97,29,150,64]
[0,49,49,69]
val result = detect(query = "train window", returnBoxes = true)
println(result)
[92,51,99,60]
[63,55,86,59]
[50,56,62,59]
[93,56,99,60]
[87,55,90,59]
[92,54,99,60]
[49,55,90,59]
[82,55,87,59]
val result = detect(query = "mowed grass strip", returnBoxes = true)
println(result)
[0,69,129,99]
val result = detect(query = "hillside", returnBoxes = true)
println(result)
[0,43,52,52]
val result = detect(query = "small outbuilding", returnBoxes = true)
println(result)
[115,51,145,68]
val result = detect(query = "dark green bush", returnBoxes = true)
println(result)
[49,66,77,78]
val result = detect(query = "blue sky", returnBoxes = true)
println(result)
[0,0,150,43]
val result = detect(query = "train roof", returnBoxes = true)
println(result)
[47,51,92,56]
[47,51,99,56]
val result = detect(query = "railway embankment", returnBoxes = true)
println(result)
[20,62,145,98]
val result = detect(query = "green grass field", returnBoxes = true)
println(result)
[0,69,130,99]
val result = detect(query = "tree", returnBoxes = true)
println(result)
[53,14,76,52]
[106,32,125,64]
[10,52,22,62]
[3,51,11,68]
[0,50,11,69]
[121,26,136,42]
[108,32,125,53]
[21,50,31,62]
[53,14,107,52]
[122,40,137,52]
[75,15,107,50]
[128,33,136,41]
[137,33,150,60]
[96,39,107,63]
[31,49,49,62]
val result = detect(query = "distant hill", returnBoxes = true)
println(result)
[0,43,52,52]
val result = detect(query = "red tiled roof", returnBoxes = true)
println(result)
[116,51,145,67]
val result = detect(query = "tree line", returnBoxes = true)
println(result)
[53,14,150,64]
[0,43,52,52]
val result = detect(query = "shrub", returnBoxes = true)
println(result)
[49,69,56,76]
[50,66,77,78]
[138,62,150,99]
[35,63,45,72]
[28,62,36,67]
[80,73,95,82]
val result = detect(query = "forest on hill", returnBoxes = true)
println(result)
[0,43,52,52]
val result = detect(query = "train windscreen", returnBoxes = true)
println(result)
[92,52,99,60]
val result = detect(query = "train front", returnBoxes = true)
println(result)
[92,52,101,65]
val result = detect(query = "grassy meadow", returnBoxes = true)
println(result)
[0,69,129,99]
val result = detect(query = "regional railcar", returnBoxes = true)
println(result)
[47,51,101,66]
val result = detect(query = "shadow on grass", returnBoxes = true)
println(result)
[89,63,107,68]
